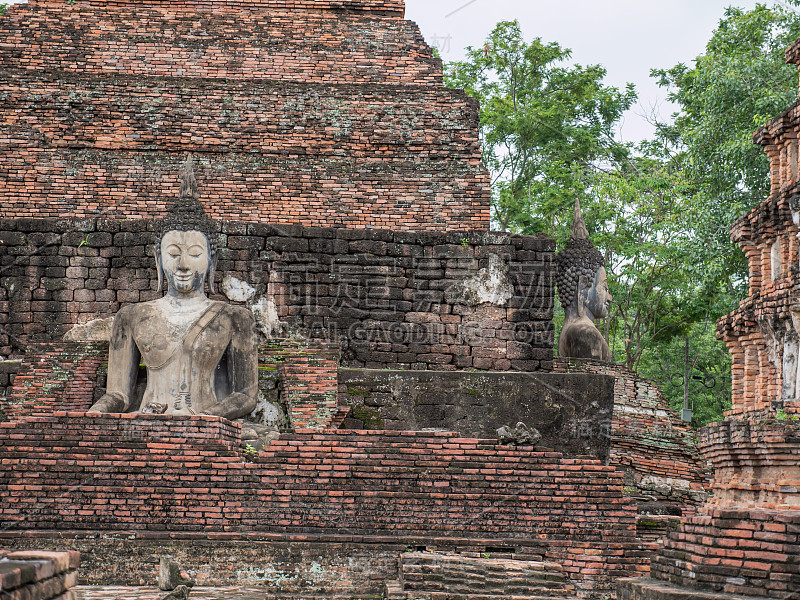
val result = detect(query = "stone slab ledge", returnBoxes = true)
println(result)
[617,577,768,600]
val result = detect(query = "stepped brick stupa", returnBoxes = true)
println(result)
[0,0,489,230]
[0,0,712,598]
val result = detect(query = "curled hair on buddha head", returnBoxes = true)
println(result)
[555,199,605,309]
[155,154,219,294]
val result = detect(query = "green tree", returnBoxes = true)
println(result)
[652,3,800,309]
[444,20,636,233]
[0,4,8,16]
[590,153,693,370]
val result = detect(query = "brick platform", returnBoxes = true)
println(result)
[0,414,649,598]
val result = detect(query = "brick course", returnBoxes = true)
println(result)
[0,414,649,598]
[0,218,555,371]
[0,549,80,600]
[0,0,490,229]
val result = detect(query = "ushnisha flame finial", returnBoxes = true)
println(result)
[178,154,200,201]
[156,154,217,249]
[571,198,590,241]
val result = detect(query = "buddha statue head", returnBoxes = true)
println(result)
[555,200,613,362]
[155,155,218,297]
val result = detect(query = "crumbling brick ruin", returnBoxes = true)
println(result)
[0,0,489,230]
[0,0,717,598]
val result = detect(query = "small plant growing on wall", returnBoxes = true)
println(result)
[242,443,259,461]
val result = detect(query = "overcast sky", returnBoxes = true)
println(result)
[5,0,777,140]
[405,0,768,141]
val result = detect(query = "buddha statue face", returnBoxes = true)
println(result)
[159,230,210,295]
[585,267,612,319]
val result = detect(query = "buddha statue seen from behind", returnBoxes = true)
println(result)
[555,200,613,362]
[89,156,258,420]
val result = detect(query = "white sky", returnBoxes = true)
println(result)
[405,0,767,142]
[5,0,776,141]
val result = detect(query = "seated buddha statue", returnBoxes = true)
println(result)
[555,200,613,362]
[88,156,258,420]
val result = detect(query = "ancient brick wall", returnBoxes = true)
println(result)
[718,192,797,417]
[645,507,800,598]
[264,338,343,429]
[700,419,800,510]
[0,218,554,371]
[621,420,800,600]
[0,340,343,430]
[0,360,20,401]
[0,414,649,597]
[0,342,108,420]
[553,358,709,509]
[0,0,490,230]
[28,0,406,15]
[717,78,800,417]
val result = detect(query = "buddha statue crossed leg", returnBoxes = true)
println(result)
[89,156,259,421]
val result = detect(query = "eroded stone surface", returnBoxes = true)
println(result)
[445,253,514,306]
[250,296,283,338]
[221,276,256,303]
[496,421,542,447]
[63,317,114,342]
[158,558,194,591]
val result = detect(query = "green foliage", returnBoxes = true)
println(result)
[242,443,259,461]
[444,20,636,233]
[652,4,800,305]
[0,4,8,16]
[636,322,732,427]
[445,7,800,426]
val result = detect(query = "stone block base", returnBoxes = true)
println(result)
[0,549,80,600]
[617,577,764,600]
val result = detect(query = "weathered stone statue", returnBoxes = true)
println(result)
[555,200,613,362]
[89,156,259,421]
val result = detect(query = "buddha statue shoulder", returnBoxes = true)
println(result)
[89,156,258,420]
[555,199,613,362]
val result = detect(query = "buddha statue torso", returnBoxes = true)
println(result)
[116,297,254,415]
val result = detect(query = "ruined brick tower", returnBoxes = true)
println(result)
[618,33,800,600]
[0,0,489,230]
[717,37,800,418]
